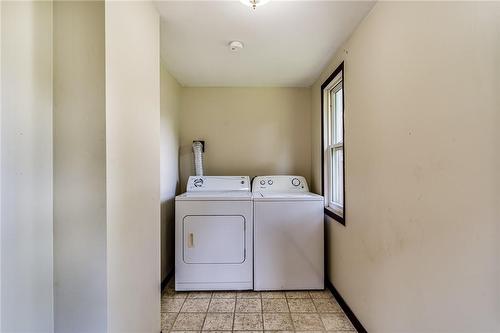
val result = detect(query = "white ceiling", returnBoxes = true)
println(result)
[155,1,374,87]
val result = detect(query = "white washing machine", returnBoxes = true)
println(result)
[175,176,253,291]
[252,175,324,290]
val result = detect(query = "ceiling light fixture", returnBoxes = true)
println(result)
[229,40,244,52]
[240,0,270,10]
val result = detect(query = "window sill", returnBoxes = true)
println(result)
[325,206,345,225]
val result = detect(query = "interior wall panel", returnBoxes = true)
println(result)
[53,2,107,332]
[0,2,54,331]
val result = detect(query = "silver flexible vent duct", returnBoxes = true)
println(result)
[192,141,204,176]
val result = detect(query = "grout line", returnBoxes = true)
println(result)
[259,292,265,332]
[286,296,296,332]
[198,293,210,331]
[171,293,187,333]
[232,293,236,331]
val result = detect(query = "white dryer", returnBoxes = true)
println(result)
[252,175,324,290]
[175,176,253,291]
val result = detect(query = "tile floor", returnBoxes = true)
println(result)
[161,278,356,333]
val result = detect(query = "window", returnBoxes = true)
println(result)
[321,62,345,224]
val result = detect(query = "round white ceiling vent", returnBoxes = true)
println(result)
[240,0,271,10]
[229,41,244,52]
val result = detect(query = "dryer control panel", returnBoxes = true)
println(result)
[252,175,309,192]
[187,176,250,192]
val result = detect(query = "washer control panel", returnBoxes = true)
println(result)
[252,175,309,192]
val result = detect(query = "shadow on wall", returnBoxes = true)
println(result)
[161,197,175,280]
[161,183,179,282]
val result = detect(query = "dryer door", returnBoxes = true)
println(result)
[183,215,246,264]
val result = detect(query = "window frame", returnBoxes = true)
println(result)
[327,82,343,211]
[321,62,345,225]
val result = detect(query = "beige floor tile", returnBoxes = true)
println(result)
[212,291,237,299]
[161,312,178,331]
[188,291,213,299]
[236,298,262,312]
[287,299,316,312]
[203,313,234,331]
[161,276,357,332]
[312,298,342,313]
[161,298,185,313]
[260,291,286,299]
[233,313,264,330]
[285,291,311,299]
[209,298,236,312]
[262,313,294,330]
[172,313,206,330]
[237,291,261,299]
[181,298,210,312]
[320,313,354,331]
[309,289,333,299]
[291,313,325,330]
[262,299,289,313]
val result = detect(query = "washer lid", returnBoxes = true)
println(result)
[253,192,324,201]
[176,191,253,201]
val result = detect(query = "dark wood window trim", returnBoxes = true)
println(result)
[321,62,345,225]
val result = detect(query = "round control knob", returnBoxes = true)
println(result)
[193,178,204,187]
[268,180,273,185]
[291,178,300,186]
[260,180,266,185]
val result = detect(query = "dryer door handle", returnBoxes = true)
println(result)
[188,233,194,248]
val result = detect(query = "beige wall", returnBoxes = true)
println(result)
[1,2,54,332]
[160,61,181,282]
[180,88,311,189]
[311,2,500,332]
[105,1,161,332]
[53,2,107,332]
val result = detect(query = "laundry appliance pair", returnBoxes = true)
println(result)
[174,175,324,291]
